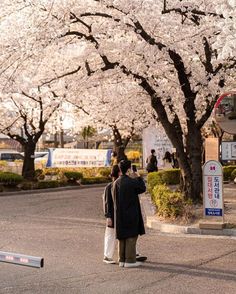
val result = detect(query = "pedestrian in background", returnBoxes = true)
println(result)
[146,149,158,173]
[113,160,146,268]
[162,151,173,169]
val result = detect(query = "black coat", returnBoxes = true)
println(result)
[103,182,114,228]
[146,154,158,172]
[112,175,146,240]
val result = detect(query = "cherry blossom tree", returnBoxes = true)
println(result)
[0,1,88,179]
[1,0,235,201]
[61,0,235,201]
[0,89,64,179]
[70,73,153,161]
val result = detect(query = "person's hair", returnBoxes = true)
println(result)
[118,160,131,175]
[110,164,119,179]
[151,149,155,154]
[163,151,172,163]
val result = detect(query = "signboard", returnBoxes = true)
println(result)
[142,125,173,168]
[203,160,224,218]
[205,138,219,161]
[0,251,44,268]
[221,141,236,161]
[46,148,112,168]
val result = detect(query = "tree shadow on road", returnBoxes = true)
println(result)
[140,261,236,282]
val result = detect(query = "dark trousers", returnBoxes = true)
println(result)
[118,236,138,263]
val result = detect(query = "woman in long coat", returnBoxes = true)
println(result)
[112,160,146,268]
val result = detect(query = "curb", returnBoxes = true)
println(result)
[0,183,107,197]
[141,195,236,237]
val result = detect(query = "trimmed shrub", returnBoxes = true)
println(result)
[37,180,60,189]
[42,167,111,180]
[21,181,35,190]
[0,172,24,186]
[161,169,180,185]
[64,171,83,182]
[223,165,236,181]
[81,177,109,185]
[152,184,192,219]
[147,172,163,194]
[43,168,61,176]
[147,169,180,194]
[35,169,44,180]
[231,169,236,181]
[97,167,111,178]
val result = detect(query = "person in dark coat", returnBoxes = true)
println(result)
[146,149,158,173]
[112,160,146,268]
[103,165,120,264]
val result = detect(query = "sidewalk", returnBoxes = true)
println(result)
[142,183,236,237]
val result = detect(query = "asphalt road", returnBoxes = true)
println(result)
[0,187,236,294]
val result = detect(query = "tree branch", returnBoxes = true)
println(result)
[40,66,81,87]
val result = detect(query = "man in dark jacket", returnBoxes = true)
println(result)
[113,160,146,268]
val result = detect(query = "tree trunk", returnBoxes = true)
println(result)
[95,141,101,149]
[54,133,59,148]
[22,141,36,180]
[175,127,203,203]
[151,101,203,202]
[60,130,64,148]
[114,145,127,163]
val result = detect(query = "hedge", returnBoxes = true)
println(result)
[37,180,60,189]
[0,172,24,186]
[223,165,236,181]
[152,184,192,219]
[42,167,111,179]
[231,169,236,181]
[147,169,180,194]
[63,171,83,182]
[81,177,109,185]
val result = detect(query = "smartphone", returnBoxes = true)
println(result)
[132,164,137,172]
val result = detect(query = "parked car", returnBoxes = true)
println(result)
[0,150,24,161]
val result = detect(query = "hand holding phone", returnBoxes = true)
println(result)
[132,165,137,172]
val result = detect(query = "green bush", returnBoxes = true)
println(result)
[97,167,111,177]
[231,169,236,181]
[42,167,111,180]
[63,171,83,182]
[81,177,109,185]
[152,184,191,219]
[20,181,36,190]
[43,168,62,176]
[147,169,180,195]
[147,172,163,194]
[37,180,60,189]
[223,166,236,181]
[161,169,180,185]
[0,172,24,186]
[35,169,44,180]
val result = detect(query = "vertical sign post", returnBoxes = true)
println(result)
[201,160,224,229]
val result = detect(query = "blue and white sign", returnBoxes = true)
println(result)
[203,160,224,218]
[46,148,112,168]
